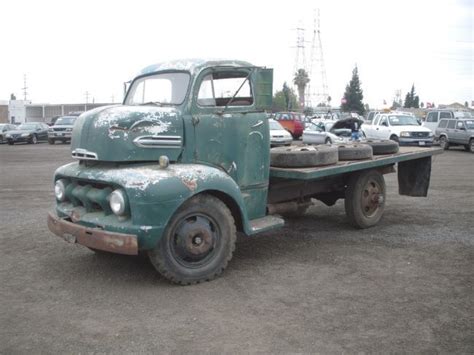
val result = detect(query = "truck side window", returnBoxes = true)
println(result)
[197,72,253,107]
[447,120,456,129]
[426,112,438,122]
[438,119,448,128]
[439,112,451,119]
[380,116,388,126]
[456,121,465,129]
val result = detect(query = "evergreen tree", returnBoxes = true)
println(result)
[341,66,365,115]
[404,84,420,108]
[272,82,299,112]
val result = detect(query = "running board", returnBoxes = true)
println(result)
[248,215,285,235]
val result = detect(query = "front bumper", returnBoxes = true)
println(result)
[48,132,72,139]
[271,138,292,146]
[47,212,138,255]
[7,136,31,143]
[399,137,433,146]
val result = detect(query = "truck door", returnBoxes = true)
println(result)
[453,120,466,144]
[376,115,391,139]
[191,68,270,219]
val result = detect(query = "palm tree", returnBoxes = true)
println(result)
[293,69,310,108]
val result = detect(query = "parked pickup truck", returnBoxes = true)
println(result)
[47,59,442,285]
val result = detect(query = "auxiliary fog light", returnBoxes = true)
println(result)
[109,189,127,216]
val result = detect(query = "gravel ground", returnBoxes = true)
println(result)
[0,143,473,353]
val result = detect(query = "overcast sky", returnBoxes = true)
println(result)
[0,0,472,108]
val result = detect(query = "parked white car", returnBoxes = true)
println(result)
[303,118,365,145]
[362,113,433,146]
[269,119,292,147]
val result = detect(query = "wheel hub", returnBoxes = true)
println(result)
[173,215,216,262]
[361,180,383,217]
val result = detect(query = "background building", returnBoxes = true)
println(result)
[0,101,113,124]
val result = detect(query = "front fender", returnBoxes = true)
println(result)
[55,162,250,249]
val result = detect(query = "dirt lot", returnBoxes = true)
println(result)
[0,143,473,353]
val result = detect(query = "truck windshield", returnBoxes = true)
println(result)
[388,115,419,126]
[125,72,190,106]
[55,117,76,125]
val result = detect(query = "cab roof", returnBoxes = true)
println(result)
[139,58,255,76]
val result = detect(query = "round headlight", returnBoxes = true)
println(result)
[109,189,127,216]
[55,179,67,202]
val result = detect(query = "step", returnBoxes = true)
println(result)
[248,215,285,235]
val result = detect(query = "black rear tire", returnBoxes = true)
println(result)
[364,139,399,155]
[468,139,474,153]
[271,145,339,167]
[8,141,13,145]
[148,194,236,285]
[345,170,386,229]
[338,143,373,161]
[48,139,55,145]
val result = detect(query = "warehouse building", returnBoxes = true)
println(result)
[0,100,113,124]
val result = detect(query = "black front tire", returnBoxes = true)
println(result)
[30,135,38,144]
[468,139,474,153]
[148,194,236,285]
[389,135,399,143]
[48,139,55,145]
[439,136,449,150]
[345,170,386,229]
[8,141,13,145]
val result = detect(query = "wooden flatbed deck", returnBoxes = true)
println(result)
[270,146,443,181]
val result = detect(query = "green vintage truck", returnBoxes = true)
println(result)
[47,59,442,284]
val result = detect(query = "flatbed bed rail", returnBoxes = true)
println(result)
[270,146,443,181]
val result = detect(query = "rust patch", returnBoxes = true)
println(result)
[181,178,197,192]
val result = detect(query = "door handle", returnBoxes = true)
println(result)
[252,120,263,128]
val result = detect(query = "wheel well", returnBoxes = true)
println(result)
[200,190,244,233]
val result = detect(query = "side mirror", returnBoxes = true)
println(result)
[459,126,466,131]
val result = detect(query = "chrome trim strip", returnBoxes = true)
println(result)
[133,135,182,149]
[71,148,98,160]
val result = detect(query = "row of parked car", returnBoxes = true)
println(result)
[269,110,474,153]
[0,114,79,145]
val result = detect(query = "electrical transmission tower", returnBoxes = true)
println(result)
[292,25,311,108]
[307,9,329,108]
[22,74,29,101]
[293,25,307,75]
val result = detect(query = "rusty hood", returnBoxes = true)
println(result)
[71,105,184,162]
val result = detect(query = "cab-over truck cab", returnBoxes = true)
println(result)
[48,59,275,284]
